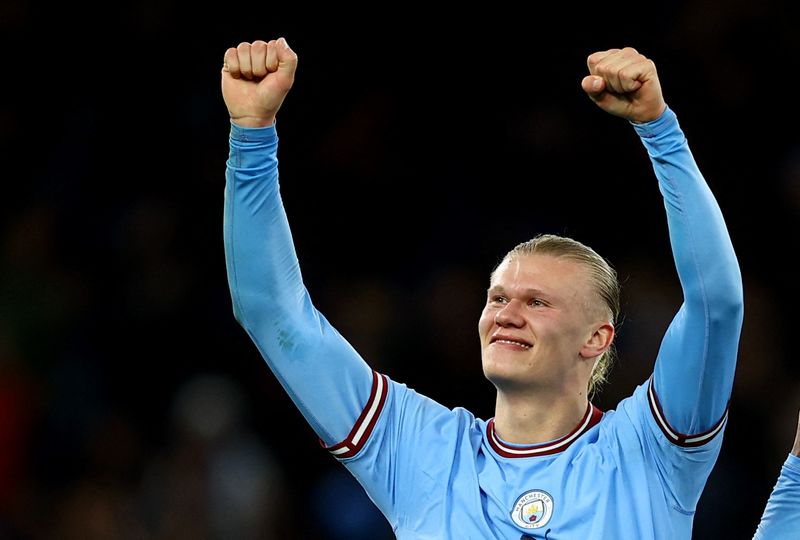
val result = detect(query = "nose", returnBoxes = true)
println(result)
[494,299,525,328]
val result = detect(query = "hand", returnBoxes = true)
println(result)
[221,38,298,128]
[581,47,666,124]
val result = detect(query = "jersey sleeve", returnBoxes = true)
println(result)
[332,377,473,533]
[223,122,376,446]
[753,454,800,539]
[633,107,744,442]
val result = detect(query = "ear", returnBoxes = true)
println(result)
[579,321,615,360]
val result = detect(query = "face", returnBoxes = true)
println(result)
[479,253,604,393]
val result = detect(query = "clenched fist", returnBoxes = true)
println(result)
[221,38,298,128]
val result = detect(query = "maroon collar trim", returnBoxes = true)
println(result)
[487,403,603,458]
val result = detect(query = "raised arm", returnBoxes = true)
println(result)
[583,48,744,438]
[221,39,377,449]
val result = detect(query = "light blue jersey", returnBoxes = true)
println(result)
[754,454,800,539]
[223,107,743,539]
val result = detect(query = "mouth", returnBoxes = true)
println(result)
[490,336,533,349]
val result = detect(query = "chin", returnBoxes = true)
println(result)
[482,361,522,388]
[483,356,541,392]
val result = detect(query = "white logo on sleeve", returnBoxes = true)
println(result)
[511,490,554,529]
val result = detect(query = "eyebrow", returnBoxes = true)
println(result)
[487,285,553,300]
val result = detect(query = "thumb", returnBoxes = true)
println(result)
[276,37,298,77]
[581,75,605,98]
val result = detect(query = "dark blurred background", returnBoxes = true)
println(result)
[1,1,799,538]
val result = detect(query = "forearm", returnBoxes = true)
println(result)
[635,108,743,433]
[224,122,374,443]
[224,125,303,323]
[793,419,800,457]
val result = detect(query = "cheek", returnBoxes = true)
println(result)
[478,309,494,333]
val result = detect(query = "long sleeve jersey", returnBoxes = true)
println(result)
[223,107,744,539]
[753,453,800,539]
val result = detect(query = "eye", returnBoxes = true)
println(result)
[529,298,545,307]
[491,295,508,304]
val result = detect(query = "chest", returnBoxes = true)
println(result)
[402,441,677,540]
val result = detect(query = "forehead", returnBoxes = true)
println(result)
[490,254,591,295]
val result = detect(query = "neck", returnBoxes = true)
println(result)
[493,387,590,445]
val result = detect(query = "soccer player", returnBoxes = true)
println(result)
[221,39,744,538]
[753,409,800,539]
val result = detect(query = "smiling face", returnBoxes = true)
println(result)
[479,253,610,395]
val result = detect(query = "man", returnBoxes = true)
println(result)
[221,38,743,538]
[753,409,800,539]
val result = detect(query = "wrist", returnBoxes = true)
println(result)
[631,102,668,124]
[230,115,276,128]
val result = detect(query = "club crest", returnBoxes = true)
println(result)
[511,490,553,529]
